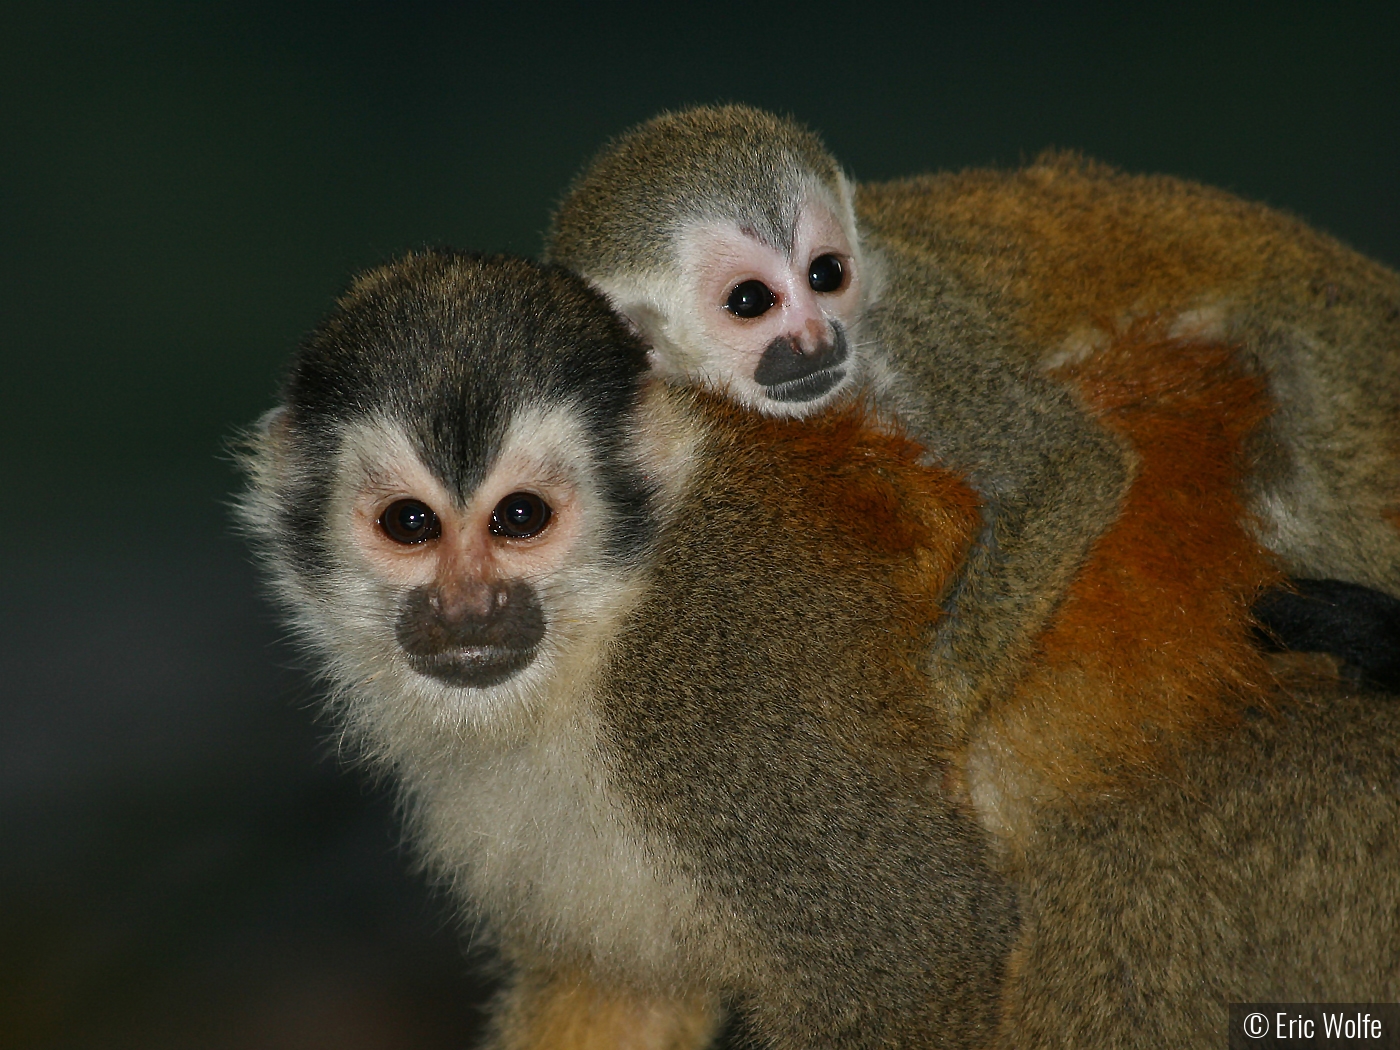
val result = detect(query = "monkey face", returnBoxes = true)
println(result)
[344,416,581,690]
[293,402,653,731]
[665,194,864,416]
[239,251,663,738]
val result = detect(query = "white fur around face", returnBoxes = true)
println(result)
[243,394,720,989]
[297,406,647,746]
[594,181,871,420]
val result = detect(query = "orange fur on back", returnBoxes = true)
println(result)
[691,394,984,751]
[985,328,1283,794]
[859,153,1374,353]
[860,150,1400,606]
[701,351,1281,798]
[698,393,983,600]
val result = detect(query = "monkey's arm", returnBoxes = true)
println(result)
[860,168,1400,600]
[960,332,1284,840]
[867,269,1132,733]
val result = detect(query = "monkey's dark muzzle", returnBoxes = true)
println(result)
[756,330,849,404]
[395,582,545,688]
[403,647,538,688]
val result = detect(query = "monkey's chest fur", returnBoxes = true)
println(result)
[401,397,1010,1034]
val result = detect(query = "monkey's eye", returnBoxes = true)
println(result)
[490,492,552,539]
[380,499,442,545]
[808,254,845,293]
[726,280,776,319]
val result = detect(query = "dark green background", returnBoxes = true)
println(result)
[3,3,1396,1046]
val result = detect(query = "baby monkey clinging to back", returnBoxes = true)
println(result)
[546,104,1400,733]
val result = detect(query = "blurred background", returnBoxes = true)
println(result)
[2,2,1396,1046]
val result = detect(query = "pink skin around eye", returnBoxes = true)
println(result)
[353,454,580,599]
[685,200,861,389]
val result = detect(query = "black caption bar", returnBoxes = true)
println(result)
[1230,1005,1400,1049]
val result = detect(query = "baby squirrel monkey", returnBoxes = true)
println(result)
[240,250,1400,1050]
[545,105,1400,725]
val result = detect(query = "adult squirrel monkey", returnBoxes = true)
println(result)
[240,251,1400,1049]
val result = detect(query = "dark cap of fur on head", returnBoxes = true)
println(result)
[547,104,843,276]
[269,250,657,574]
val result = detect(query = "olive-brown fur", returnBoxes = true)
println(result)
[598,394,1014,1048]
[242,251,1400,1049]
[548,105,1134,743]
[547,105,1400,799]
[999,679,1400,1048]
[860,153,1400,596]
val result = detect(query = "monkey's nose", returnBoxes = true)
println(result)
[801,318,828,351]
[754,333,848,385]
[434,579,502,622]
[754,329,850,403]
[396,579,546,687]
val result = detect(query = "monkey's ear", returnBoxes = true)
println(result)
[592,293,692,379]
[232,405,305,541]
[615,300,677,373]
[258,404,295,455]
[630,376,704,506]
[609,297,664,343]
[238,405,297,489]
[577,272,669,355]
[586,272,693,376]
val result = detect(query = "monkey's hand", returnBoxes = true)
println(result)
[484,966,721,1050]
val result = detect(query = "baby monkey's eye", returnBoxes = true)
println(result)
[726,279,776,318]
[491,492,552,539]
[808,254,845,293]
[380,499,442,545]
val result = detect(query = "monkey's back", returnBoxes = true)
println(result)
[857,153,1400,364]
[858,154,1400,598]
[1002,679,1400,1048]
[597,393,1020,1048]
[590,393,1400,1050]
